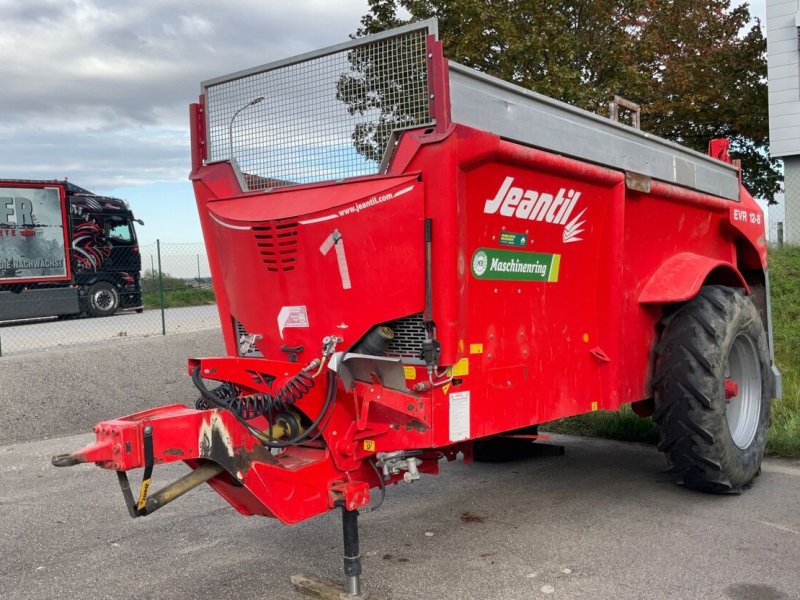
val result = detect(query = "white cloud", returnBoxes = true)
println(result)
[0,0,370,188]
[1,0,767,192]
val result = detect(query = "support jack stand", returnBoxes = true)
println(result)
[292,506,374,600]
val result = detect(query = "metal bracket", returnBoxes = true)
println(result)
[609,95,641,129]
[116,425,154,518]
[328,352,407,392]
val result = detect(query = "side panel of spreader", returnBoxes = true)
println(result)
[382,125,765,444]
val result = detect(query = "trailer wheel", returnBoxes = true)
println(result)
[87,282,119,317]
[652,285,771,493]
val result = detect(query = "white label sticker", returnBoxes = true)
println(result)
[448,391,470,442]
[277,305,309,339]
[319,229,351,289]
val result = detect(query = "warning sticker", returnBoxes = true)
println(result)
[448,391,470,442]
[277,305,309,338]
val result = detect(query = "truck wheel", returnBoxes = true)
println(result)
[87,282,119,317]
[652,285,771,493]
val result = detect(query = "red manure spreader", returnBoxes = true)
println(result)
[55,21,781,598]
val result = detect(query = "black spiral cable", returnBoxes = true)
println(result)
[195,371,314,420]
[192,366,335,449]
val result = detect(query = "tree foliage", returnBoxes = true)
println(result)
[336,34,431,163]
[352,0,781,201]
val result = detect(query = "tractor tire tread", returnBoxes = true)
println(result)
[652,285,771,494]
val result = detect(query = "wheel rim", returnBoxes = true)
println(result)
[725,332,762,449]
[94,289,114,310]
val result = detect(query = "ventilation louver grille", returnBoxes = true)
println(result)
[385,313,426,364]
[253,222,299,272]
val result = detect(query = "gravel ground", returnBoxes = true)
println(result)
[2,332,799,600]
[0,328,224,445]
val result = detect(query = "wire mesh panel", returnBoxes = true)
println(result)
[203,22,435,191]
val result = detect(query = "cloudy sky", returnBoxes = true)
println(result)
[0,0,767,245]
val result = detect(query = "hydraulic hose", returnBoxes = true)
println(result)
[192,366,336,449]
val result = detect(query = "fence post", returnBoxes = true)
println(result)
[157,239,166,336]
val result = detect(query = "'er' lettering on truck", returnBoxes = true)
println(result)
[0,180,144,320]
[0,196,34,226]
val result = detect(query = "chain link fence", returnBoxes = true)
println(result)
[0,241,220,356]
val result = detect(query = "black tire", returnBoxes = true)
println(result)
[473,425,540,462]
[652,285,772,493]
[87,282,119,317]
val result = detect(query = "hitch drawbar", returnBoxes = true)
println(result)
[51,407,229,517]
[52,403,378,599]
[51,355,420,599]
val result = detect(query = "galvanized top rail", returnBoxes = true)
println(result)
[447,62,740,201]
[201,20,438,90]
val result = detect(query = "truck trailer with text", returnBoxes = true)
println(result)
[56,22,781,598]
[0,179,143,321]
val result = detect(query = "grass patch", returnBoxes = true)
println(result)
[766,246,800,457]
[544,246,800,458]
[544,404,660,444]
[142,287,216,310]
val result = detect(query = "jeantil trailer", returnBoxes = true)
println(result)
[55,21,781,598]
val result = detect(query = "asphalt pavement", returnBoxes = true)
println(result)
[1,332,799,600]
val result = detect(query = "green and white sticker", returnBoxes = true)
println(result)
[499,231,528,247]
[471,248,560,282]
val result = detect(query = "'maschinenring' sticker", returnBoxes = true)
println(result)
[471,248,560,282]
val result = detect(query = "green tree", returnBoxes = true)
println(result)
[140,268,187,293]
[353,0,781,201]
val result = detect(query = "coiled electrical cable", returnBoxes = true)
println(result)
[192,365,335,449]
[195,370,314,419]
[195,382,236,411]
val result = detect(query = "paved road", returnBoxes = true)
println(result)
[3,434,799,600]
[2,332,799,600]
[0,304,220,355]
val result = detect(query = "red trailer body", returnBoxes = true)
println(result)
[56,21,779,596]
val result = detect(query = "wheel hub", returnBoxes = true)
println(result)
[724,378,739,400]
[725,333,762,450]
[95,290,113,310]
